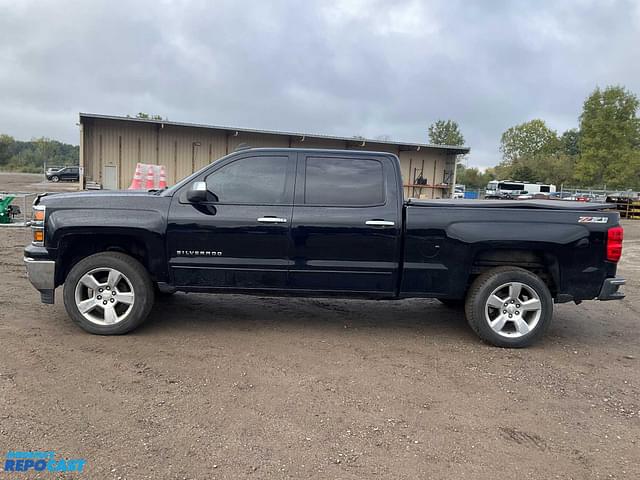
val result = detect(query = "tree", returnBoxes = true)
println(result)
[456,164,496,189]
[575,86,640,189]
[0,135,79,173]
[499,119,559,164]
[132,112,165,120]
[510,163,537,182]
[428,120,465,146]
[560,129,580,156]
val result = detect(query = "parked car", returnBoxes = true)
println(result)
[46,166,79,182]
[24,148,625,348]
[567,193,598,202]
[452,185,465,199]
[516,193,551,200]
[549,192,573,200]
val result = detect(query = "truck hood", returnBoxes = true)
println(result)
[36,189,169,211]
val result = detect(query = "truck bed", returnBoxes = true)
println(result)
[406,199,613,210]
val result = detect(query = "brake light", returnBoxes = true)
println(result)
[606,226,623,262]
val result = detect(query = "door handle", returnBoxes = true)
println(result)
[365,220,395,226]
[257,217,288,223]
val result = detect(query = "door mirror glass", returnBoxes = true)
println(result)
[187,181,208,203]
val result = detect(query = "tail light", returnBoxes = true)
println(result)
[606,226,623,262]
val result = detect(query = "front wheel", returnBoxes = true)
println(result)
[465,267,553,348]
[63,252,154,334]
[50,175,59,182]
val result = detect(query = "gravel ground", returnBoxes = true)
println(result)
[0,172,79,193]
[0,210,638,478]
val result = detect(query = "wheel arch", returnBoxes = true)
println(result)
[470,247,560,297]
[55,230,168,287]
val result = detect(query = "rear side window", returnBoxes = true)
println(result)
[304,157,385,206]
[206,156,291,204]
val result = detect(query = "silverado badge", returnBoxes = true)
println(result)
[176,250,223,256]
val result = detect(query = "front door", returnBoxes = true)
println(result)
[289,153,402,295]
[166,153,296,290]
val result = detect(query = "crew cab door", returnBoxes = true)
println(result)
[289,152,402,295]
[166,152,296,290]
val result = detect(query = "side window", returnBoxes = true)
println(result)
[540,185,550,193]
[304,157,385,206]
[205,156,291,204]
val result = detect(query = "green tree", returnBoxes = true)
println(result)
[456,164,496,189]
[428,120,465,146]
[575,86,640,189]
[499,119,559,164]
[134,112,164,120]
[560,129,580,156]
[510,163,537,182]
[0,135,79,173]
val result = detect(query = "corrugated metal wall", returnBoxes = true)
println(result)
[82,117,455,196]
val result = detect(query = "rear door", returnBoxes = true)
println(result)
[166,152,296,290]
[289,153,401,295]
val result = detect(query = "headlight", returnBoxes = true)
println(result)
[32,205,45,246]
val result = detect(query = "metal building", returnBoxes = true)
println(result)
[79,113,469,198]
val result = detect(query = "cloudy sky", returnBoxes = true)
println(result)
[1,0,639,168]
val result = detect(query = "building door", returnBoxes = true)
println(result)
[103,165,118,190]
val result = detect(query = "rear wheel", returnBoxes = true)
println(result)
[63,252,154,334]
[465,267,553,348]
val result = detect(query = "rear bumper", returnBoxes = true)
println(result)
[598,277,625,301]
[24,256,55,304]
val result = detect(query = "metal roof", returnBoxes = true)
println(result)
[79,112,470,155]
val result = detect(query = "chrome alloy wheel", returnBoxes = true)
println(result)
[484,282,542,338]
[74,267,135,325]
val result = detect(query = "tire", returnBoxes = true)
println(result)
[464,266,553,348]
[63,252,155,335]
[50,175,59,182]
[437,298,464,308]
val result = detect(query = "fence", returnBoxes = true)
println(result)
[0,192,38,227]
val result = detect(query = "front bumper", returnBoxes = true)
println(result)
[598,277,625,301]
[24,256,55,304]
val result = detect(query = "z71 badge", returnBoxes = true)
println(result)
[176,250,223,257]
[578,216,608,224]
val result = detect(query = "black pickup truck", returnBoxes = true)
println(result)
[24,148,625,347]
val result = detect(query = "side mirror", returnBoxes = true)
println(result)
[187,181,208,203]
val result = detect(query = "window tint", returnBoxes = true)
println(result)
[305,157,384,205]
[206,156,291,204]
[540,185,550,192]
[500,183,525,191]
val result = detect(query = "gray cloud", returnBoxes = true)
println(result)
[0,0,638,168]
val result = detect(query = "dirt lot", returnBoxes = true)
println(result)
[0,172,79,193]
[1,214,639,478]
